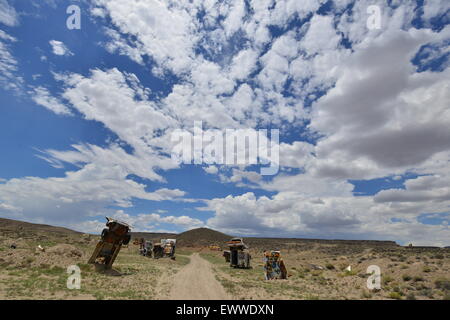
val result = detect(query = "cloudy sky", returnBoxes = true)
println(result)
[0,0,449,246]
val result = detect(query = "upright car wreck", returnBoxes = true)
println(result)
[139,239,153,257]
[263,251,287,280]
[226,238,251,268]
[153,239,176,259]
[88,217,131,269]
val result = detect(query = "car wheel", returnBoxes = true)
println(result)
[101,228,109,240]
[122,233,131,245]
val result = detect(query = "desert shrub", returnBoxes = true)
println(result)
[339,269,357,277]
[434,278,450,290]
[361,290,372,299]
[325,263,335,270]
[423,266,431,273]
[402,274,412,281]
[413,276,424,282]
[383,275,394,285]
[389,292,402,300]
[420,288,434,298]
[415,283,429,290]
[311,270,323,277]
[406,292,416,300]
[77,263,93,273]
[25,257,35,264]
[39,265,65,276]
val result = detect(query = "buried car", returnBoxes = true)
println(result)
[139,239,153,257]
[153,239,176,259]
[226,238,251,269]
[88,217,131,269]
[263,251,287,280]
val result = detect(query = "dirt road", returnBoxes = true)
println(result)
[168,253,231,300]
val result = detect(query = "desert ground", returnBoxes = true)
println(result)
[0,218,449,300]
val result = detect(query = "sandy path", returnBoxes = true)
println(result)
[168,253,231,300]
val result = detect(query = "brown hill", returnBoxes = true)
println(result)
[245,237,399,248]
[0,217,402,250]
[176,227,231,247]
[131,232,177,242]
[0,217,81,237]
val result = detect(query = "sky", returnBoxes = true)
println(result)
[0,0,449,246]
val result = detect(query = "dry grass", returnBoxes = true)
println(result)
[202,244,450,300]
[1,219,448,300]
[0,232,190,300]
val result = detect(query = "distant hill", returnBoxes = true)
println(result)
[131,232,177,242]
[0,217,84,245]
[176,227,231,247]
[245,237,399,248]
[0,217,82,237]
[0,217,404,249]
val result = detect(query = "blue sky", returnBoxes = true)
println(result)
[0,0,449,246]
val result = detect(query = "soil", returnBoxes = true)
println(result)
[166,253,230,300]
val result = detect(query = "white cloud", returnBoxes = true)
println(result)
[309,28,450,179]
[0,30,23,91]
[94,0,200,75]
[228,48,258,80]
[0,202,21,212]
[204,165,219,174]
[40,143,175,182]
[3,1,449,245]
[111,210,204,231]
[0,0,18,26]
[300,15,341,55]
[49,40,73,56]
[422,0,450,22]
[31,87,73,115]
[103,28,144,65]
[204,191,450,246]
[374,174,450,204]
[59,68,177,157]
[229,168,262,184]
[0,154,189,226]
[222,0,246,37]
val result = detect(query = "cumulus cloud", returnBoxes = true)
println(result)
[111,210,204,232]
[52,2,450,244]
[422,0,450,22]
[204,190,450,246]
[49,40,73,56]
[93,0,200,75]
[2,1,449,245]
[0,158,189,227]
[309,28,450,180]
[204,165,219,175]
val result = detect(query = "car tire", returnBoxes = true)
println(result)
[101,228,109,240]
[123,233,131,245]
